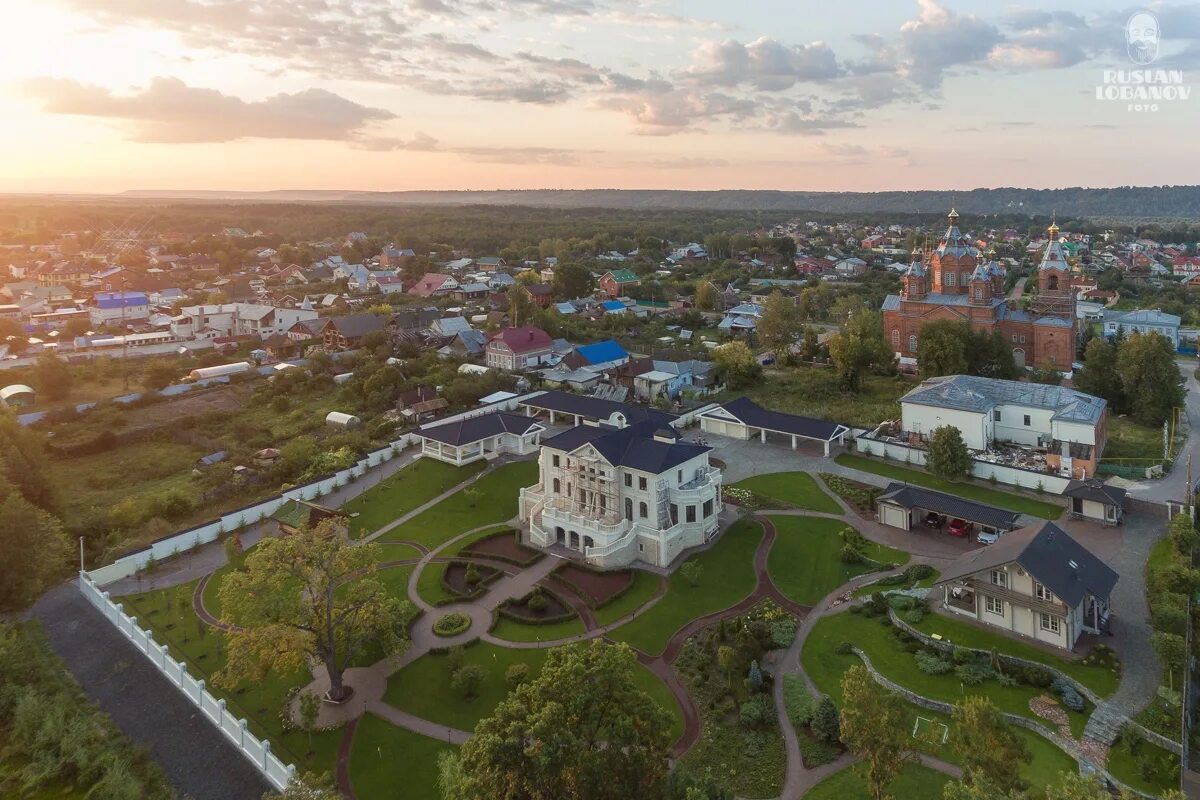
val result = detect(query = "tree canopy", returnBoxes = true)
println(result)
[828,309,891,392]
[925,425,973,482]
[839,665,917,800]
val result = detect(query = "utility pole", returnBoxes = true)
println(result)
[120,277,129,391]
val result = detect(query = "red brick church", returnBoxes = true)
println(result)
[882,210,1076,370]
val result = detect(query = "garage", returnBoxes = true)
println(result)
[697,396,848,456]
[874,482,1021,540]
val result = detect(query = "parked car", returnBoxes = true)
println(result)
[977,529,1000,545]
[946,518,970,537]
[923,512,945,529]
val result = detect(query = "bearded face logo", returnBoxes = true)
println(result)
[1126,11,1160,65]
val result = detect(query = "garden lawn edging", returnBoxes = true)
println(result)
[888,610,1181,757]
[849,646,1156,800]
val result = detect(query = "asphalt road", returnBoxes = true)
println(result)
[1124,357,1200,505]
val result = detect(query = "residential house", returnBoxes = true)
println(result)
[485,326,553,371]
[900,375,1107,478]
[718,302,764,334]
[88,291,150,327]
[599,269,640,298]
[476,257,506,272]
[524,283,555,308]
[517,420,722,568]
[454,282,491,301]
[933,521,1116,651]
[409,273,458,298]
[380,244,416,267]
[562,339,629,371]
[322,313,394,350]
[1102,308,1180,348]
[488,273,516,290]
[173,303,318,340]
[375,274,406,295]
[431,316,473,337]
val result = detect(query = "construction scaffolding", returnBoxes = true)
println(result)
[558,456,621,524]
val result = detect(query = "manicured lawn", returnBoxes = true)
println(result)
[489,614,586,642]
[383,643,684,741]
[912,613,1119,697]
[375,564,416,603]
[767,516,909,605]
[374,541,425,562]
[343,458,486,538]
[415,561,462,606]
[385,462,539,548]
[609,520,764,656]
[835,454,1063,519]
[349,715,455,800]
[801,611,1090,738]
[593,570,664,626]
[728,472,841,514]
[122,581,342,775]
[804,762,950,800]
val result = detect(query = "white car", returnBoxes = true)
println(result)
[976,530,1000,545]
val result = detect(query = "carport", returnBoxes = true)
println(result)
[697,396,849,456]
[874,482,1020,534]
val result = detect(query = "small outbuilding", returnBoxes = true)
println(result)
[1064,479,1126,526]
[270,499,345,536]
[697,396,849,456]
[416,412,544,465]
[325,411,362,428]
[875,482,1021,536]
[0,384,35,408]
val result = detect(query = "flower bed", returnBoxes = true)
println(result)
[818,472,882,517]
[433,612,472,637]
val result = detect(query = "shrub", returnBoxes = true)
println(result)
[769,618,798,649]
[839,544,864,564]
[526,589,548,613]
[887,595,915,611]
[446,645,466,674]
[811,696,841,743]
[1019,664,1055,689]
[464,563,481,586]
[451,664,485,699]
[1051,678,1086,712]
[954,662,996,685]
[915,649,954,675]
[834,641,854,656]
[739,695,772,728]
[903,608,926,625]
[783,676,814,727]
[433,612,471,637]
[505,663,531,688]
[903,563,934,582]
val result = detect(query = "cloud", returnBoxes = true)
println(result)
[452,145,586,165]
[351,131,440,151]
[895,0,1003,88]
[682,37,840,90]
[24,76,394,143]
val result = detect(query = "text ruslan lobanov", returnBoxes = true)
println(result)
[1096,70,1191,101]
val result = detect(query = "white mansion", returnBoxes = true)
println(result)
[519,421,723,568]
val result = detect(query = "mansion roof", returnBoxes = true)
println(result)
[543,421,708,474]
[902,375,1106,424]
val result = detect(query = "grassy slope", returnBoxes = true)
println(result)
[609,519,763,656]
[728,472,841,514]
[343,458,486,538]
[766,515,909,606]
[835,454,1063,519]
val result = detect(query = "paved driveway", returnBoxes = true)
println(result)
[1124,357,1199,504]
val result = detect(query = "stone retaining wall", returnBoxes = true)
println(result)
[888,609,1183,757]
[849,647,1156,800]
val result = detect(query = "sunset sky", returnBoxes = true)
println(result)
[2,0,1197,193]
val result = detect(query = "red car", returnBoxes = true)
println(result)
[946,519,970,537]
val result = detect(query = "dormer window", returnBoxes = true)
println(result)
[990,569,1008,587]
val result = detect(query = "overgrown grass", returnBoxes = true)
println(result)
[609,520,763,656]
[384,461,539,548]
[343,458,486,538]
[912,613,1119,697]
[766,516,908,606]
[835,454,1063,519]
[727,472,841,514]
[348,715,455,800]
[733,369,915,429]
[1104,416,1173,462]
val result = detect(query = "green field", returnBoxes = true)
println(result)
[593,570,664,626]
[383,643,684,741]
[343,458,486,538]
[609,520,763,656]
[835,454,1063,519]
[767,515,909,605]
[489,614,586,642]
[348,715,455,800]
[384,462,539,547]
[729,472,841,514]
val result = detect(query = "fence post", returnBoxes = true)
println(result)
[262,739,272,770]
[239,718,248,748]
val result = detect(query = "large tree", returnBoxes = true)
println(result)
[712,341,762,389]
[0,490,72,611]
[216,518,413,701]
[925,425,973,482]
[1115,330,1185,426]
[438,641,672,800]
[0,416,58,513]
[506,283,537,327]
[693,281,718,312]
[949,696,1030,793]
[828,309,890,392]
[34,353,72,400]
[839,665,917,800]
[757,291,801,363]
[552,262,594,300]
[1074,338,1124,411]
[916,320,971,378]
[970,330,1018,380]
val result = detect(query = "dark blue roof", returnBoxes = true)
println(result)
[712,396,847,441]
[544,421,706,473]
[94,291,149,309]
[521,389,677,428]
[574,339,627,365]
[417,412,541,446]
[876,482,1020,529]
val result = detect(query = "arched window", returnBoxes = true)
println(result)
[639,501,648,518]
[624,497,633,520]
[552,478,560,494]
[891,329,900,348]
[908,334,918,352]
[1047,275,1059,291]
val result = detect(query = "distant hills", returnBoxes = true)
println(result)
[117,186,1200,219]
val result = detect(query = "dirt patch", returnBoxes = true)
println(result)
[553,564,633,607]
[461,530,541,565]
[443,562,500,595]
